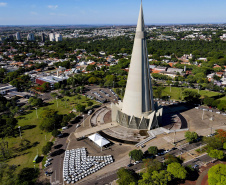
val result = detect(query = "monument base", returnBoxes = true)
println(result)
[111,103,163,130]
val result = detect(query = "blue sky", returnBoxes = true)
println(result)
[0,0,225,25]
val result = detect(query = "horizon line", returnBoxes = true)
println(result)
[0,22,226,27]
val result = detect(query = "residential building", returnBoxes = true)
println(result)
[55,34,62,42]
[49,33,55,41]
[27,33,35,41]
[16,32,21,40]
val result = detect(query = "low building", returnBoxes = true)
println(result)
[0,84,17,95]
[35,75,68,88]
[167,67,184,74]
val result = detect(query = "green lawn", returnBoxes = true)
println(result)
[161,87,223,100]
[219,96,226,101]
[3,94,99,172]
[114,86,225,101]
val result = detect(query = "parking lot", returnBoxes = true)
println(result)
[85,87,119,104]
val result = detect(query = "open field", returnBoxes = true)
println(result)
[161,86,224,100]
[3,94,99,173]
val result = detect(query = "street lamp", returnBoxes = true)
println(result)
[56,97,58,108]
[18,126,22,139]
[170,84,172,92]
[202,109,204,120]
[35,107,38,119]
[173,130,176,144]
[82,115,85,127]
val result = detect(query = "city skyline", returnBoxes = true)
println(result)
[0,0,226,25]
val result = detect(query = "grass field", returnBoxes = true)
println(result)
[3,94,99,172]
[219,96,226,101]
[114,86,225,101]
[161,87,224,100]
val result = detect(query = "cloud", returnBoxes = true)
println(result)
[0,2,7,7]
[48,5,58,9]
[30,11,37,15]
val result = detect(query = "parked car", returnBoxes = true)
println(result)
[127,163,133,167]
[88,110,93,115]
[44,163,51,168]
[57,133,63,138]
[47,158,53,162]
[62,126,68,130]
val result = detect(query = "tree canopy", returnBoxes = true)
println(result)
[117,168,138,185]
[167,162,187,179]
[184,131,198,143]
[148,146,158,156]
[129,149,143,161]
[208,164,226,185]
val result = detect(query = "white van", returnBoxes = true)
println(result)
[88,110,93,115]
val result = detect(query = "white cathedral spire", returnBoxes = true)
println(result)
[121,1,154,118]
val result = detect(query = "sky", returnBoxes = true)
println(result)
[0,0,225,25]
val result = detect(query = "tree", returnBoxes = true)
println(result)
[151,170,172,185]
[17,167,39,185]
[2,118,18,137]
[204,136,223,152]
[164,154,181,165]
[42,142,53,155]
[29,97,43,107]
[129,149,143,161]
[61,115,71,127]
[87,101,93,107]
[143,159,163,174]
[41,82,50,92]
[0,163,17,184]
[148,146,158,156]
[208,164,226,185]
[223,142,226,150]
[117,168,138,185]
[184,131,198,143]
[75,104,86,113]
[215,129,226,143]
[167,162,187,179]
[52,130,61,137]
[86,64,96,71]
[208,149,224,160]
[182,90,201,103]
[40,109,61,132]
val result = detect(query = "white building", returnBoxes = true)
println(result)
[16,32,21,40]
[49,33,62,42]
[49,33,55,41]
[55,34,62,42]
[27,33,35,41]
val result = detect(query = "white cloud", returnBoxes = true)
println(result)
[48,5,58,9]
[30,11,37,15]
[0,2,7,7]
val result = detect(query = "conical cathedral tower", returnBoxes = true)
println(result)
[111,2,162,130]
[122,2,154,118]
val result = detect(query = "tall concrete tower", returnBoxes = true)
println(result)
[112,2,162,130]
